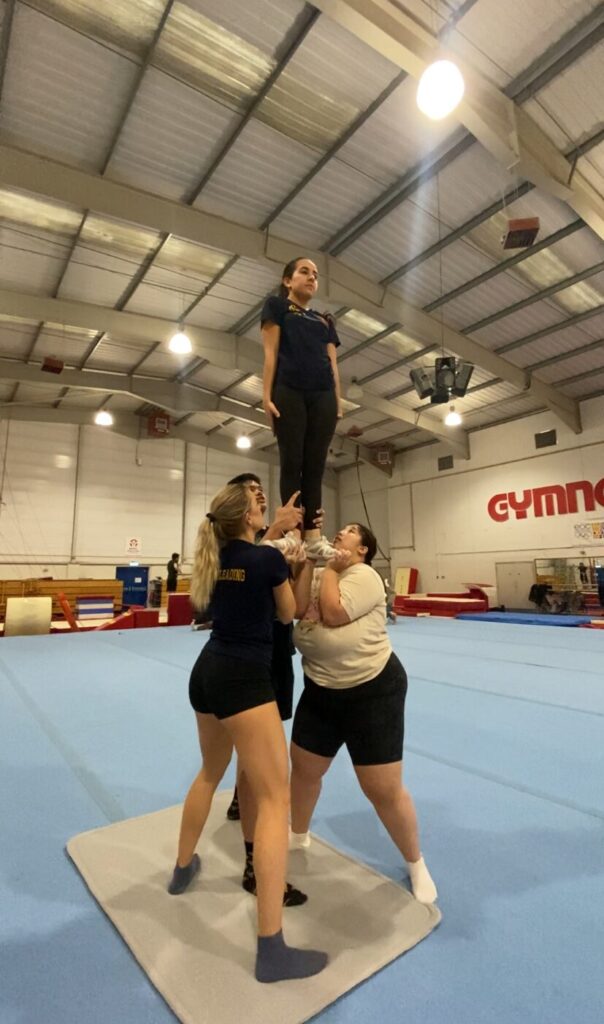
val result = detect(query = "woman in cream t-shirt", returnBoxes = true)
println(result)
[290,523,437,905]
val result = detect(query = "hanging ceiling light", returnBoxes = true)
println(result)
[236,434,252,450]
[444,405,462,427]
[417,59,465,120]
[94,410,113,427]
[346,378,363,401]
[168,326,192,355]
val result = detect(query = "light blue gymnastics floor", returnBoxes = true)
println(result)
[1,618,603,1024]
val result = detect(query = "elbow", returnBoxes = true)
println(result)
[321,606,344,628]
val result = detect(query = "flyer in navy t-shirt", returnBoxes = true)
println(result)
[205,540,289,665]
[261,294,340,392]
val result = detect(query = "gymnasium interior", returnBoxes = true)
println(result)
[1,1,603,1022]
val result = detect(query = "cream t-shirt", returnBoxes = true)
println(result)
[293,563,391,689]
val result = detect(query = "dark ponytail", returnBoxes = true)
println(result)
[278,256,305,300]
[353,523,377,566]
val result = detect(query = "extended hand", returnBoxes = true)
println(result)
[312,507,325,531]
[326,549,351,573]
[273,491,303,535]
[284,541,306,567]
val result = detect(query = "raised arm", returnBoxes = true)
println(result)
[273,579,296,624]
[292,560,316,618]
[262,322,281,431]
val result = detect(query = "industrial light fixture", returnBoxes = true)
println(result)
[410,357,474,404]
[94,410,113,427]
[168,325,192,355]
[236,434,252,450]
[346,377,363,401]
[445,405,462,426]
[417,59,465,120]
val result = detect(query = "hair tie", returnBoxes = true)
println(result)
[206,512,216,524]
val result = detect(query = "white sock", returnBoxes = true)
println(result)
[289,829,311,850]
[406,855,437,904]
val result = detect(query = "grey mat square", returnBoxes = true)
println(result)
[67,791,441,1024]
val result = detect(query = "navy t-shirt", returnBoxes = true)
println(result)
[261,294,340,392]
[205,540,289,666]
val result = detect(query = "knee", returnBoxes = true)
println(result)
[291,756,324,788]
[359,777,400,807]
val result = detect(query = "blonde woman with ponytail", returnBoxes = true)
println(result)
[168,483,328,984]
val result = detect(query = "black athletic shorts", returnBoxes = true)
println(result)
[291,652,407,766]
[271,621,295,721]
[189,648,275,720]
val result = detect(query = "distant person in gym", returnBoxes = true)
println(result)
[166,552,180,593]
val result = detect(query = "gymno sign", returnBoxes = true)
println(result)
[488,478,604,522]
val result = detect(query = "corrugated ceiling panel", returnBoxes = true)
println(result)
[0,189,81,236]
[185,410,228,432]
[454,0,600,82]
[34,324,97,365]
[337,78,458,188]
[9,382,64,405]
[183,0,307,56]
[258,14,397,151]
[578,143,604,195]
[524,42,604,147]
[224,376,264,404]
[155,3,274,112]
[125,283,198,320]
[81,215,161,262]
[189,258,278,329]
[396,239,499,314]
[28,0,166,57]
[197,120,319,228]
[472,302,569,349]
[561,369,604,399]
[0,227,63,294]
[509,324,604,367]
[436,145,514,229]
[188,364,247,391]
[272,161,388,250]
[465,394,544,427]
[467,192,579,273]
[441,273,535,329]
[550,267,604,316]
[0,321,39,360]
[108,69,241,200]
[58,258,135,308]
[535,345,604,383]
[1,5,139,170]
[571,308,604,339]
[135,348,191,376]
[156,237,231,277]
[342,193,442,283]
[85,338,152,372]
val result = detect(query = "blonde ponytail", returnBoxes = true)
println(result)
[190,483,251,611]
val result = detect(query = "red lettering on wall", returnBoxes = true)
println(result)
[565,480,595,514]
[507,490,532,519]
[487,494,509,522]
[532,485,568,518]
[488,477,604,522]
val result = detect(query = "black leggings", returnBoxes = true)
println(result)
[273,383,337,530]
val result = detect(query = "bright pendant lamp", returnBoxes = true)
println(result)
[417,60,465,120]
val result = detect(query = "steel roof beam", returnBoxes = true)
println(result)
[0,288,470,454]
[314,0,604,250]
[0,153,578,434]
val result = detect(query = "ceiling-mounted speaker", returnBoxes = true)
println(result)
[452,361,474,396]
[41,356,64,374]
[501,217,540,249]
[410,367,434,400]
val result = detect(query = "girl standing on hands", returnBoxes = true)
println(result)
[262,257,341,559]
[167,483,327,984]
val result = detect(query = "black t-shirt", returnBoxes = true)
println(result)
[261,294,340,392]
[205,540,289,665]
[167,559,178,585]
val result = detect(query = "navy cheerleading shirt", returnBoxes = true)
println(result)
[261,294,340,392]
[205,540,289,666]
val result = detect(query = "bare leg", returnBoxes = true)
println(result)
[355,761,437,903]
[176,713,233,867]
[237,767,256,843]
[290,742,333,834]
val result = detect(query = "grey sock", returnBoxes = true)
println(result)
[167,853,201,895]
[255,929,328,983]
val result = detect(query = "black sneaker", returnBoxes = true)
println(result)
[226,790,240,820]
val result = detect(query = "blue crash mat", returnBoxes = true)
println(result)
[456,612,593,627]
